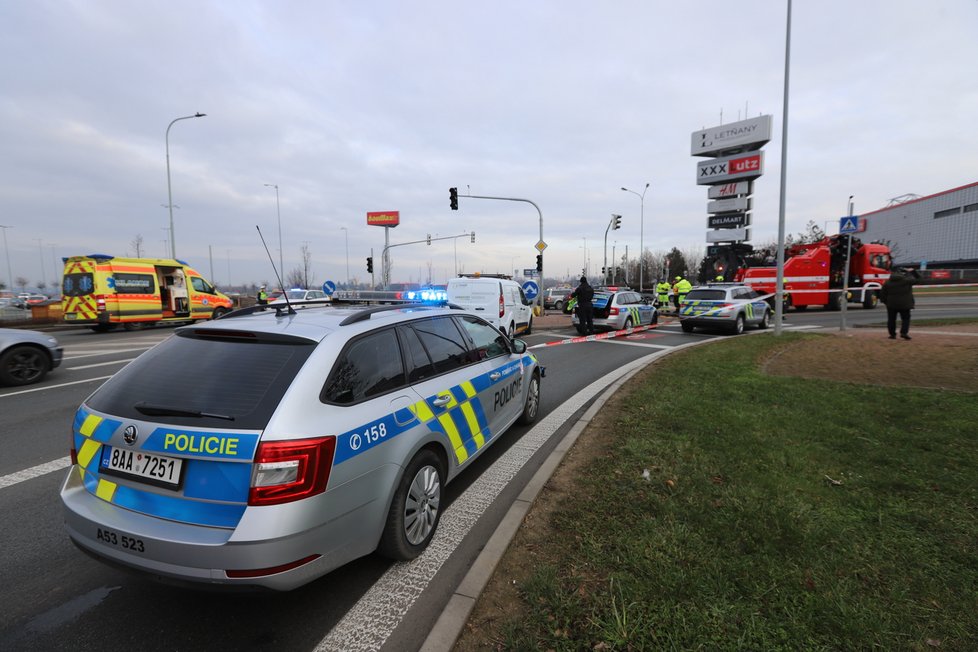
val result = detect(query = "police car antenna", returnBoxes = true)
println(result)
[255,225,295,315]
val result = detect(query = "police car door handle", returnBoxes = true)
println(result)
[489,372,502,381]
[432,394,452,407]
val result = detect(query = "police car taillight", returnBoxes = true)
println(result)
[609,307,619,316]
[249,437,336,506]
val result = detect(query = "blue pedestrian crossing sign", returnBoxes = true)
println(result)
[839,216,859,234]
[522,280,539,300]
[322,280,336,296]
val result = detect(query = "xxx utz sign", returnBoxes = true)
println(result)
[696,151,765,185]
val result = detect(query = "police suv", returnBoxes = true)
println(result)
[60,301,543,590]
[678,283,771,334]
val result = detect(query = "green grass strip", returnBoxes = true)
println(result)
[503,333,978,651]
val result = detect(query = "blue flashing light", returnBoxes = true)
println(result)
[406,289,448,302]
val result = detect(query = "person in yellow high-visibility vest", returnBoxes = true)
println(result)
[673,276,692,310]
[656,279,671,310]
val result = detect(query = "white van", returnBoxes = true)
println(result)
[447,275,534,337]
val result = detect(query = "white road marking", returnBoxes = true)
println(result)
[0,457,72,489]
[598,339,671,349]
[0,376,114,398]
[67,359,137,371]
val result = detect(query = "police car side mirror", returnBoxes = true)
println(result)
[511,339,527,354]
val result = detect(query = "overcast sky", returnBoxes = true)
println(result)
[2,0,976,291]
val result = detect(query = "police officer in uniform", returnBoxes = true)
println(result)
[257,285,268,306]
[570,276,595,335]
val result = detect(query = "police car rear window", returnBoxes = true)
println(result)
[86,333,315,430]
[685,289,726,301]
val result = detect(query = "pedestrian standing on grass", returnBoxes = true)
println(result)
[879,267,920,340]
[570,275,595,335]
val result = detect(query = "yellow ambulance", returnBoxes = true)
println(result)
[61,255,234,331]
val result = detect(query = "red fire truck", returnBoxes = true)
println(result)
[732,235,892,311]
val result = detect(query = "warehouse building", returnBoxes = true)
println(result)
[859,181,978,268]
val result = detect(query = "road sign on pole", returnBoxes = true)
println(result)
[322,280,336,296]
[522,280,539,300]
[839,216,859,234]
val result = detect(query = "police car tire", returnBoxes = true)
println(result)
[731,314,745,335]
[517,372,541,425]
[758,309,770,329]
[623,316,633,330]
[680,321,695,333]
[377,449,445,561]
[0,345,50,386]
[652,312,659,325]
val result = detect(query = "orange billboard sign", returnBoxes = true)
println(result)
[366,211,400,227]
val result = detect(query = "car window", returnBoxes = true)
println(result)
[114,273,156,295]
[733,288,752,300]
[86,332,315,429]
[191,277,214,294]
[456,315,510,360]
[397,316,472,383]
[685,289,726,301]
[321,328,406,405]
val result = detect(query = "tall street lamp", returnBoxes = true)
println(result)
[165,112,206,259]
[0,225,13,295]
[621,182,650,290]
[340,226,349,287]
[264,184,284,278]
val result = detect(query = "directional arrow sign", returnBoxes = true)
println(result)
[839,216,859,234]
[322,280,336,295]
[522,280,539,300]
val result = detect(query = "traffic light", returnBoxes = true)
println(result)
[449,187,458,210]
[427,233,431,245]
[612,214,622,230]
[601,266,607,275]
[366,256,373,273]
[535,254,543,272]
[470,232,475,243]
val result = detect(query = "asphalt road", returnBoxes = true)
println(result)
[0,294,974,651]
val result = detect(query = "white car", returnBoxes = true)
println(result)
[269,288,329,305]
[447,275,534,337]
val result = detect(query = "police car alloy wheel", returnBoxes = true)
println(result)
[517,372,540,425]
[378,449,445,559]
[732,314,745,335]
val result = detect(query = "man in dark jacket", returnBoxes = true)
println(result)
[570,276,595,335]
[879,267,919,340]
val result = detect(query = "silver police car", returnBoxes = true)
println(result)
[60,302,542,590]
[678,283,771,334]
[571,287,658,334]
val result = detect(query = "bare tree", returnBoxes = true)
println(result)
[16,276,28,292]
[130,234,145,258]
